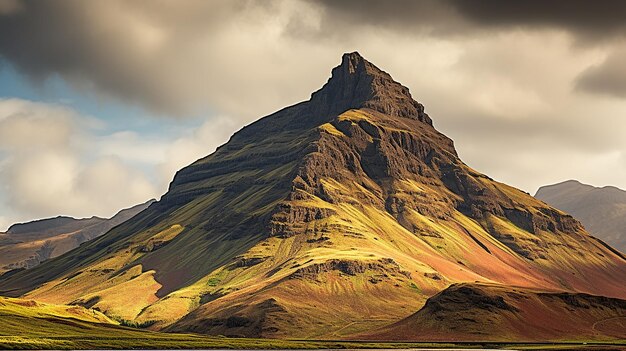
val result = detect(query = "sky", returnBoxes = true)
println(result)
[0,0,626,230]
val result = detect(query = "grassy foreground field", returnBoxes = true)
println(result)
[2,335,625,351]
[1,296,624,350]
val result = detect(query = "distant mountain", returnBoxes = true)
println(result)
[0,53,624,341]
[535,180,626,253]
[0,199,155,273]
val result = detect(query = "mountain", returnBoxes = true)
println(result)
[0,52,624,341]
[535,180,626,253]
[0,200,155,273]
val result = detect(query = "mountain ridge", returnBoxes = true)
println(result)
[5,216,104,236]
[0,199,155,273]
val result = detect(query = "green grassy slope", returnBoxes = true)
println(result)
[0,296,420,349]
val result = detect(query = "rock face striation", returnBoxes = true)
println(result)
[536,180,626,254]
[0,52,624,341]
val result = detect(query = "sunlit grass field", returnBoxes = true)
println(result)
[0,296,623,350]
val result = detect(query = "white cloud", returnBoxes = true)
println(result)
[0,98,240,230]
[0,216,10,232]
[158,116,239,189]
[74,156,157,209]
[94,131,168,165]
[0,99,160,229]
[0,98,75,149]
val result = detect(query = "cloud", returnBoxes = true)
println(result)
[309,0,626,43]
[576,48,626,99]
[0,98,239,230]
[93,117,241,190]
[0,99,74,150]
[0,216,10,232]
[0,0,21,15]
[0,0,334,120]
[0,99,159,227]
[3,0,625,117]
[158,116,239,189]
[0,0,220,116]
[2,0,626,121]
[445,0,626,42]
[300,0,467,38]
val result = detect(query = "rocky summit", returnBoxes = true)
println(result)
[1,52,624,341]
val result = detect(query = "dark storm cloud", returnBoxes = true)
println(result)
[311,0,626,41]
[447,0,626,40]
[455,0,626,100]
[302,0,467,38]
[0,0,346,118]
[0,0,254,116]
[0,0,176,112]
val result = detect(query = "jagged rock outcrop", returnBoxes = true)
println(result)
[309,52,432,124]
[289,258,410,280]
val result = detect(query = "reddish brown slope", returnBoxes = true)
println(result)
[361,283,626,342]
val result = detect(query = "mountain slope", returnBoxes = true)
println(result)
[0,200,154,273]
[535,180,626,253]
[0,52,624,340]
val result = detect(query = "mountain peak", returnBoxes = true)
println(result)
[309,52,432,125]
[339,51,372,75]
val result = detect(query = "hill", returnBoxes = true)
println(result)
[361,283,626,341]
[0,52,624,341]
[0,200,154,273]
[535,180,626,253]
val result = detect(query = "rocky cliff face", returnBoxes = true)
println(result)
[0,52,624,340]
[308,52,432,124]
